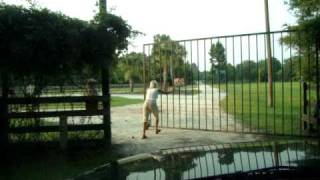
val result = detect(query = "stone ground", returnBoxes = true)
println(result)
[111,84,266,156]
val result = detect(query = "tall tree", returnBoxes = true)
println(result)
[151,34,186,90]
[258,58,282,82]
[209,42,226,69]
[283,0,320,82]
[209,42,227,83]
[118,52,144,92]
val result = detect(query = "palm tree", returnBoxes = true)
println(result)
[152,34,186,90]
[118,52,143,93]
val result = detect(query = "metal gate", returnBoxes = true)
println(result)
[143,30,319,137]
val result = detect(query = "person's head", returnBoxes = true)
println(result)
[149,80,158,88]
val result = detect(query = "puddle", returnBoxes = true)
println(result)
[75,141,320,180]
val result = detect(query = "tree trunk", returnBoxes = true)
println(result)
[129,78,134,93]
[163,64,168,91]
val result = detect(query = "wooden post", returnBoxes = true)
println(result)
[102,68,111,147]
[59,116,68,150]
[99,0,111,147]
[0,73,9,148]
[264,0,273,107]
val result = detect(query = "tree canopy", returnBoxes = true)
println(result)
[150,34,186,89]
[283,0,320,82]
[0,3,132,92]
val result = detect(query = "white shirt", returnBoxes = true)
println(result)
[145,88,159,102]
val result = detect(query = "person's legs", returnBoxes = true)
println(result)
[152,104,160,134]
[142,102,150,139]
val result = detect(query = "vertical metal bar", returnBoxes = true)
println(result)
[197,40,200,129]
[221,144,230,174]
[207,145,216,176]
[204,40,208,130]
[171,41,175,128]
[264,34,268,134]
[143,45,147,100]
[308,42,311,132]
[260,141,267,168]
[218,38,222,131]
[240,36,244,133]
[179,42,182,128]
[166,55,169,127]
[184,41,188,128]
[289,32,293,135]
[244,143,252,171]
[281,32,285,135]
[202,146,209,177]
[217,145,223,175]
[273,142,279,168]
[159,44,163,127]
[225,38,229,132]
[256,34,260,133]
[197,148,203,178]
[286,142,291,167]
[191,41,194,129]
[298,32,302,136]
[248,35,252,133]
[233,37,236,132]
[237,143,244,172]
[272,33,276,135]
[252,142,259,169]
[211,38,215,131]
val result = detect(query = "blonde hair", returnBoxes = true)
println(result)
[149,80,158,88]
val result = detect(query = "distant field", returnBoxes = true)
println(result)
[111,85,200,95]
[111,96,143,107]
[214,82,316,135]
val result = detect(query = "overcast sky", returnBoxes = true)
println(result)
[3,0,297,53]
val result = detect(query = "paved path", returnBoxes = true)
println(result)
[111,84,263,156]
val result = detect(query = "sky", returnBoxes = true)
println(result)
[3,0,297,53]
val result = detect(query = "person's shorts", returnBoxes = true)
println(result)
[143,100,159,122]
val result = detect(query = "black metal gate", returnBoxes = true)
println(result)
[143,30,320,137]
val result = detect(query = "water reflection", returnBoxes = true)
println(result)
[74,141,320,180]
[121,141,320,180]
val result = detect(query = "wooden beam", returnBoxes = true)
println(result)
[8,109,106,119]
[5,96,108,104]
[9,124,104,133]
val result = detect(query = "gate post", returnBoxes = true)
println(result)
[102,67,111,147]
[316,40,319,135]
[99,0,111,147]
[59,116,68,150]
[0,73,9,148]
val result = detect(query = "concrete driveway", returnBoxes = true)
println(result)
[111,84,263,156]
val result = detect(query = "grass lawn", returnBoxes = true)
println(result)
[111,96,143,107]
[214,81,316,135]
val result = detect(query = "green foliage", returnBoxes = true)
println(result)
[0,3,132,94]
[150,34,187,87]
[114,52,144,92]
[236,60,258,82]
[258,58,282,82]
[118,52,144,82]
[283,0,320,82]
[286,0,320,20]
[209,42,226,69]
